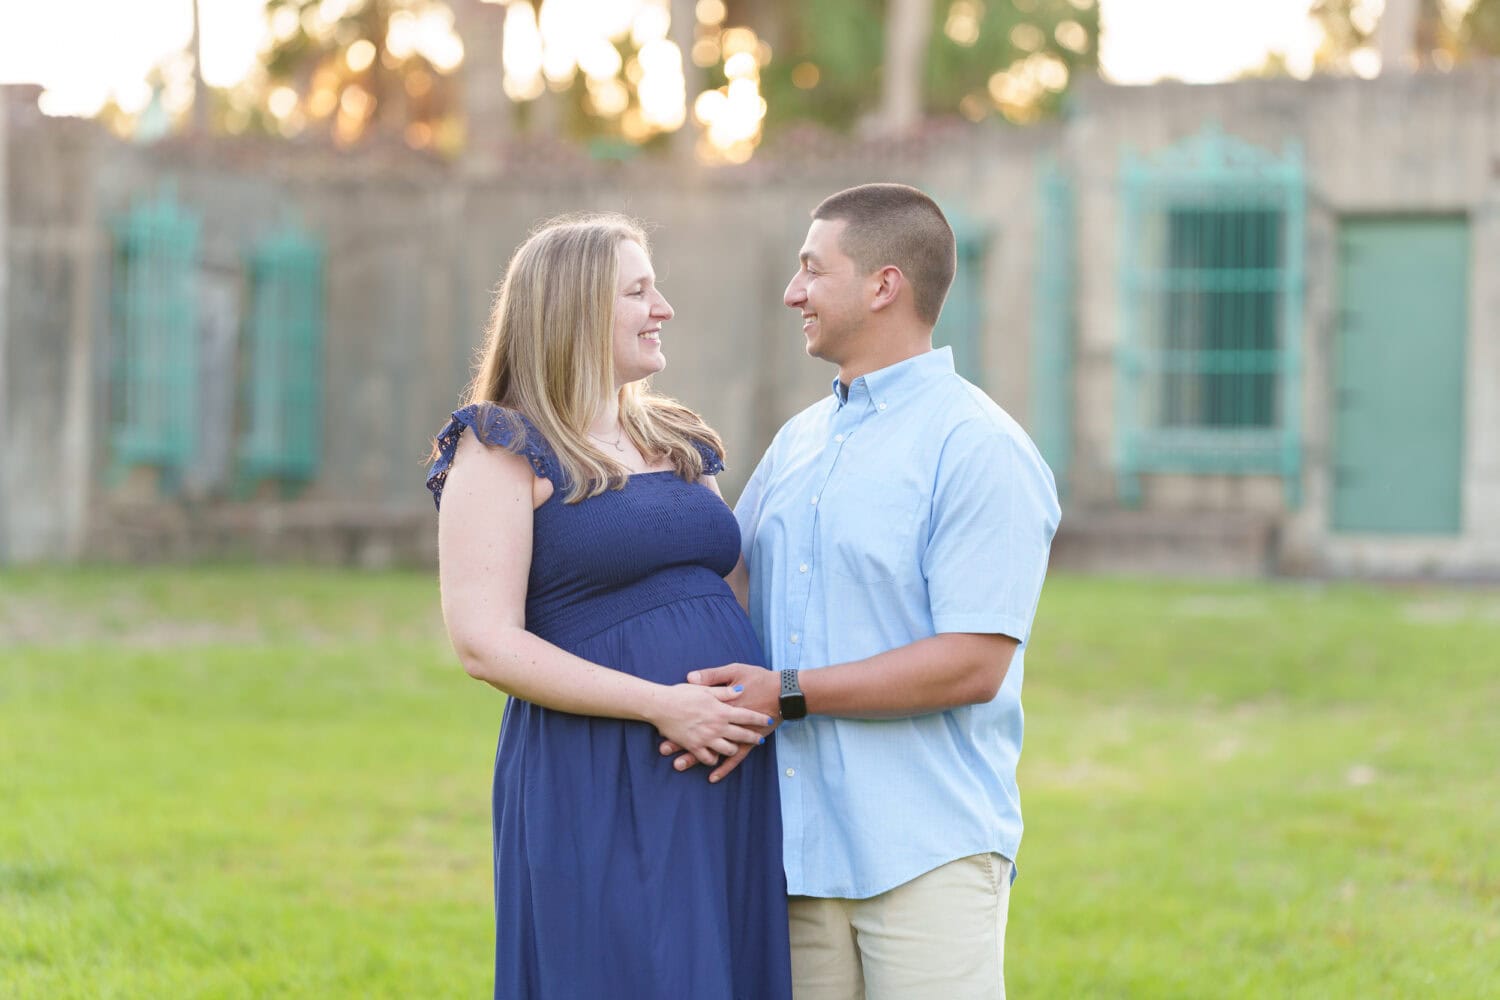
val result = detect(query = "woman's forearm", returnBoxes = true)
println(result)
[453,625,661,722]
[451,625,772,764]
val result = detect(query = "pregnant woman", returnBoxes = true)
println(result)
[426,214,791,999]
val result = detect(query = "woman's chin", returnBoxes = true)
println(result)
[618,358,666,384]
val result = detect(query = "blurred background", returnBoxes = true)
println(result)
[2,2,1499,997]
[3,0,1499,576]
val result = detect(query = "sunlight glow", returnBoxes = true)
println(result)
[0,0,1470,146]
[945,0,984,47]
[346,39,377,74]
[694,23,766,164]
[502,1,545,100]
[386,10,420,61]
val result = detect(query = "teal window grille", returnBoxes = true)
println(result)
[1116,126,1305,505]
[935,214,986,385]
[1032,162,1075,498]
[109,189,202,482]
[238,227,326,488]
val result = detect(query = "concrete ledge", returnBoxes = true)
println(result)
[85,500,436,568]
[1051,509,1279,578]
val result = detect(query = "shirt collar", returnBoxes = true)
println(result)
[830,346,956,409]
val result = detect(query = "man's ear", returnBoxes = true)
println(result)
[869,265,904,313]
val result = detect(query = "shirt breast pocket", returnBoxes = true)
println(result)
[822,471,926,584]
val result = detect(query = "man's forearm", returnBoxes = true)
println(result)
[799,632,1017,719]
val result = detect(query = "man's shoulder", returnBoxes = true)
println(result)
[924,377,1037,452]
[917,379,1058,510]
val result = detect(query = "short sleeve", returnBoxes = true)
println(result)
[425,404,560,510]
[922,420,1061,643]
[692,438,725,477]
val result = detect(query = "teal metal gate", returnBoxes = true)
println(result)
[1116,126,1305,505]
[1032,162,1074,498]
[238,226,326,490]
[109,189,202,484]
[934,210,986,385]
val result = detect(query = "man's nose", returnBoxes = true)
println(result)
[784,276,805,308]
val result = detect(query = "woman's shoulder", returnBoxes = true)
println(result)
[688,435,724,477]
[453,402,541,443]
[426,403,558,508]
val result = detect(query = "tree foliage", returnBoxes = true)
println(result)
[119,0,1099,150]
[759,0,1100,131]
[259,0,463,149]
[1310,0,1500,70]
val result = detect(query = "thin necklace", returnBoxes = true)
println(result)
[588,426,627,453]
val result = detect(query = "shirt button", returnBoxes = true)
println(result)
[789,632,800,644]
[810,495,819,505]
[877,401,887,411]
[785,768,796,777]
[835,433,844,443]
[799,563,808,573]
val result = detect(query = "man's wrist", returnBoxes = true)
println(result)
[779,668,808,720]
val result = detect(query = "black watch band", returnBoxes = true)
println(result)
[779,668,808,721]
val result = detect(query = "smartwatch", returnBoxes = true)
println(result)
[779,668,808,721]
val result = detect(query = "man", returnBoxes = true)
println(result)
[672,183,1059,997]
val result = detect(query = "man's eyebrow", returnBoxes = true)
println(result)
[799,250,819,266]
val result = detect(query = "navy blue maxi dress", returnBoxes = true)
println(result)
[427,404,792,1000]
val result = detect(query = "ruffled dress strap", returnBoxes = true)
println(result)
[426,403,563,509]
[691,438,725,477]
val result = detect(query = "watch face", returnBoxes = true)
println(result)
[779,669,806,719]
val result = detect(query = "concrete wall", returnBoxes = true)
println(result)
[5,67,1499,577]
[0,92,100,563]
[0,94,1047,565]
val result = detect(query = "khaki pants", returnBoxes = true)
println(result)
[788,853,1012,1000]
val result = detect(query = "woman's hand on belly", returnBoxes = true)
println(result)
[644,682,775,767]
[659,663,780,782]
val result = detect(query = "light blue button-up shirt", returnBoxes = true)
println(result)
[735,347,1059,899]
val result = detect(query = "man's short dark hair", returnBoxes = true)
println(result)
[812,183,957,325]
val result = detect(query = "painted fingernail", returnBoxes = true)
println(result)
[733,684,744,693]
[767,716,775,725]
[758,737,765,745]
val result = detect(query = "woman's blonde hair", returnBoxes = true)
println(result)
[460,212,722,503]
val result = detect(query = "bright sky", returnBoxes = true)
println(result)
[0,0,1361,117]
[0,0,267,115]
[1098,0,1326,83]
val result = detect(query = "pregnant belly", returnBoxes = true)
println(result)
[568,593,765,686]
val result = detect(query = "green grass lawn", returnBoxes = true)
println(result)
[2,569,1497,998]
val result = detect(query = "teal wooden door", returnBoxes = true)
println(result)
[1332,218,1467,533]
